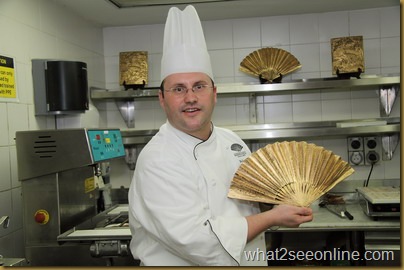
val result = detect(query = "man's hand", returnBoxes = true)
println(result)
[269,204,313,228]
[246,204,313,241]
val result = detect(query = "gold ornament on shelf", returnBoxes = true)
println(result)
[119,51,148,90]
[239,47,301,83]
[228,141,354,207]
[331,36,364,79]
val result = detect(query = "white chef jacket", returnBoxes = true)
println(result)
[128,121,267,266]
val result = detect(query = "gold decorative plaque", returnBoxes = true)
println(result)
[119,51,148,86]
[331,36,364,75]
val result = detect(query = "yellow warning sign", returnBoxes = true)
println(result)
[0,55,16,99]
[84,176,96,193]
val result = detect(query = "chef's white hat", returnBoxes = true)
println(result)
[160,5,213,81]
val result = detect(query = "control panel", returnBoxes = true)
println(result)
[87,129,125,162]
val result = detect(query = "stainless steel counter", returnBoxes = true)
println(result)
[84,204,399,234]
[276,203,400,232]
[267,203,400,266]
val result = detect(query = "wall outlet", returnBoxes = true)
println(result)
[364,136,381,165]
[349,151,364,166]
[348,137,363,151]
[347,137,364,166]
[347,136,381,166]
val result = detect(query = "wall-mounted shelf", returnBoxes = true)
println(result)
[91,76,399,99]
[120,118,400,145]
[91,87,159,99]
[120,118,400,169]
[91,76,400,128]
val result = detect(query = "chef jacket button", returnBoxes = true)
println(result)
[204,221,208,226]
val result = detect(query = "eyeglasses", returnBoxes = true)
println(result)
[165,84,213,97]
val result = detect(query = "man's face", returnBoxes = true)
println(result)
[159,72,217,140]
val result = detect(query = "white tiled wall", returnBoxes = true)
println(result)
[0,0,400,260]
[0,0,105,259]
[102,6,400,192]
[103,6,400,124]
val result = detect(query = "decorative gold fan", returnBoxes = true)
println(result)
[240,47,301,83]
[228,141,354,207]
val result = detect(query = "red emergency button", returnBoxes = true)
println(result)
[34,210,49,225]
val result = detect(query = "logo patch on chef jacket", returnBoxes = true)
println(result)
[231,143,247,159]
[231,143,243,152]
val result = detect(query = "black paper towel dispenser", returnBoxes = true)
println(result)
[32,59,89,115]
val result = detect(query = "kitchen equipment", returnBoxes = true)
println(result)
[324,204,354,220]
[319,193,354,220]
[357,186,400,219]
[16,129,136,266]
[364,231,401,266]
[32,59,89,115]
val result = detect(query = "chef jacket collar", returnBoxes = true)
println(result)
[165,120,215,147]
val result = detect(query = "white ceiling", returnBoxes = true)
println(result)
[51,0,399,27]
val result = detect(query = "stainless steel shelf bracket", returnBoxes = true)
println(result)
[249,93,257,123]
[116,100,135,128]
[381,134,400,160]
[379,84,400,117]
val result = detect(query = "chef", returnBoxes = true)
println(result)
[128,5,313,266]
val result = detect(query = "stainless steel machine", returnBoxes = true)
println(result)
[16,128,135,266]
[357,186,400,219]
[356,186,400,266]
